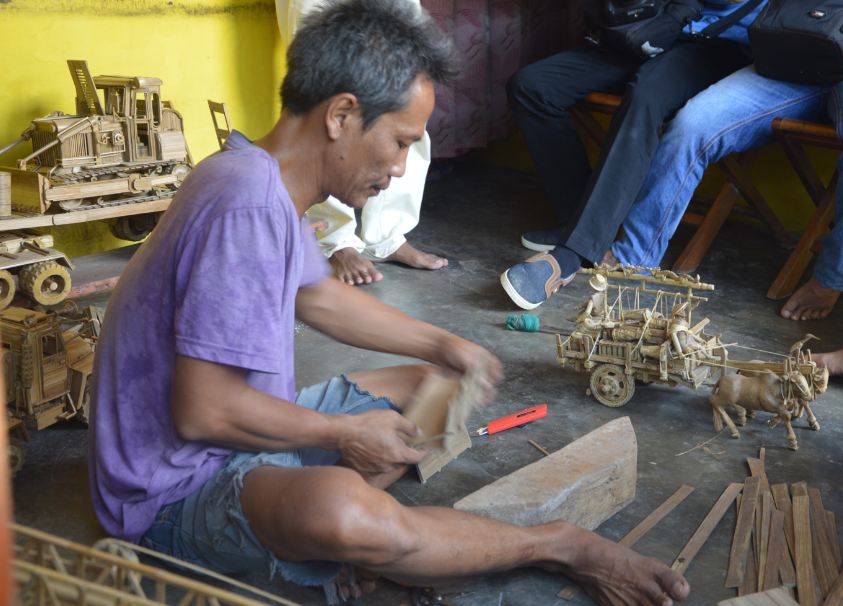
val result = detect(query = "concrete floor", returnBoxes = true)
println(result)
[11,161,843,605]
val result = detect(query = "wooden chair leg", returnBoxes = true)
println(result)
[673,182,739,274]
[767,170,839,299]
[570,106,608,147]
[778,139,826,205]
[720,155,794,248]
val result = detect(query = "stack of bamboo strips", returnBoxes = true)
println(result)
[724,449,843,606]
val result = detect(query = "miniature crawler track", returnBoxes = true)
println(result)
[45,161,181,212]
[48,160,178,186]
[60,189,174,212]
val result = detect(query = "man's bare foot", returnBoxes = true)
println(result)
[385,241,448,270]
[780,278,840,320]
[334,565,378,601]
[330,248,384,285]
[562,526,689,606]
[813,348,843,375]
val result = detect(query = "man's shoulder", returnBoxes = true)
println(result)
[176,146,288,220]
[197,147,277,196]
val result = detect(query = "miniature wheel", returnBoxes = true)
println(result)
[589,364,635,408]
[8,439,25,478]
[0,269,15,310]
[171,163,191,184]
[111,213,159,241]
[19,261,71,307]
[57,198,86,210]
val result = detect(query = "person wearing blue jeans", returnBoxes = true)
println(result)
[608,67,842,324]
[501,0,766,310]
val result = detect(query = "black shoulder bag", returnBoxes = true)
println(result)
[749,1,843,84]
[587,0,761,61]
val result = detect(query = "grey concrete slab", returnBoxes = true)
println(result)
[12,162,843,606]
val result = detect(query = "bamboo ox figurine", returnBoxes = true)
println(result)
[709,363,828,451]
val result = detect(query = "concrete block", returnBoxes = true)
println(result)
[453,416,637,529]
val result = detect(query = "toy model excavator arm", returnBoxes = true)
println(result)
[0,128,33,158]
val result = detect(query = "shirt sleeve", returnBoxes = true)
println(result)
[299,216,331,288]
[173,207,289,373]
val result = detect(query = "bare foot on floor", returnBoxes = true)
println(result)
[385,241,448,270]
[330,248,383,286]
[334,565,378,601]
[780,278,840,320]
[563,526,689,606]
[813,348,843,376]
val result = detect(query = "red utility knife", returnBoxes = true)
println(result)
[475,403,548,436]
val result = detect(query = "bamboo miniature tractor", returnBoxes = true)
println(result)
[0,231,72,310]
[0,59,191,241]
[3,306,98,476]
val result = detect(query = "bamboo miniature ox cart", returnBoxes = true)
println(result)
[556,267,825,418]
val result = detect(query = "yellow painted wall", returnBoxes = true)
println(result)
[0,0,283,257]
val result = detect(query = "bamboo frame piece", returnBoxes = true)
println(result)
[764,510,796,591]
[793,495,817,606]
[808,488,838,597]
[758,492,773,593]
[823,571,843,606]
[719,587,799,605]
[772,484,796,562]
[671,483,743,576]
[13,524,301,606]
[727,477,762,588]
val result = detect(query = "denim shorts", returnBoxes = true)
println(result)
[140,374,398,589]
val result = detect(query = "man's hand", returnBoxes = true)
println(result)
[433,335,503,406]
[338,409,427,475]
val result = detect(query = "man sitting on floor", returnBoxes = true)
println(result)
[89,1,689,604]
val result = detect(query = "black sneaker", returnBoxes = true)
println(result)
[521,226,564,252]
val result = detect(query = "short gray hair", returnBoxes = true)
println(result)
[281,0,457,128]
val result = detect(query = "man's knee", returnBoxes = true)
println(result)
[507,61,579,111]
[307,469,419,565]
[507,65,540,108]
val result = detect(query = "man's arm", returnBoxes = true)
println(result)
[170,355,427,474]
[295,277,502,399]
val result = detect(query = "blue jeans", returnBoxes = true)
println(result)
[508,39,751,248]
[610,66,842,288]
[140,375,398,589]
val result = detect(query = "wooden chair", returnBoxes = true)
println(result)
[767,118,843,300]
[570,92,792,273]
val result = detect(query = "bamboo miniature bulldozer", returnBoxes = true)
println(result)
[0,60,191,240]
[3,306,98,475]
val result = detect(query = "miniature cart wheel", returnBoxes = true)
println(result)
[0,269,15,310]
[111,213,159,241]
[57,198,85,211]
[589,364,635,408]
[171,163,191,184]
[19,260,71,307]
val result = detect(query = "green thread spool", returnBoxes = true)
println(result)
[505,314,540,332]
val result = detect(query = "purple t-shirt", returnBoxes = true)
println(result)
[89,131,330,542]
